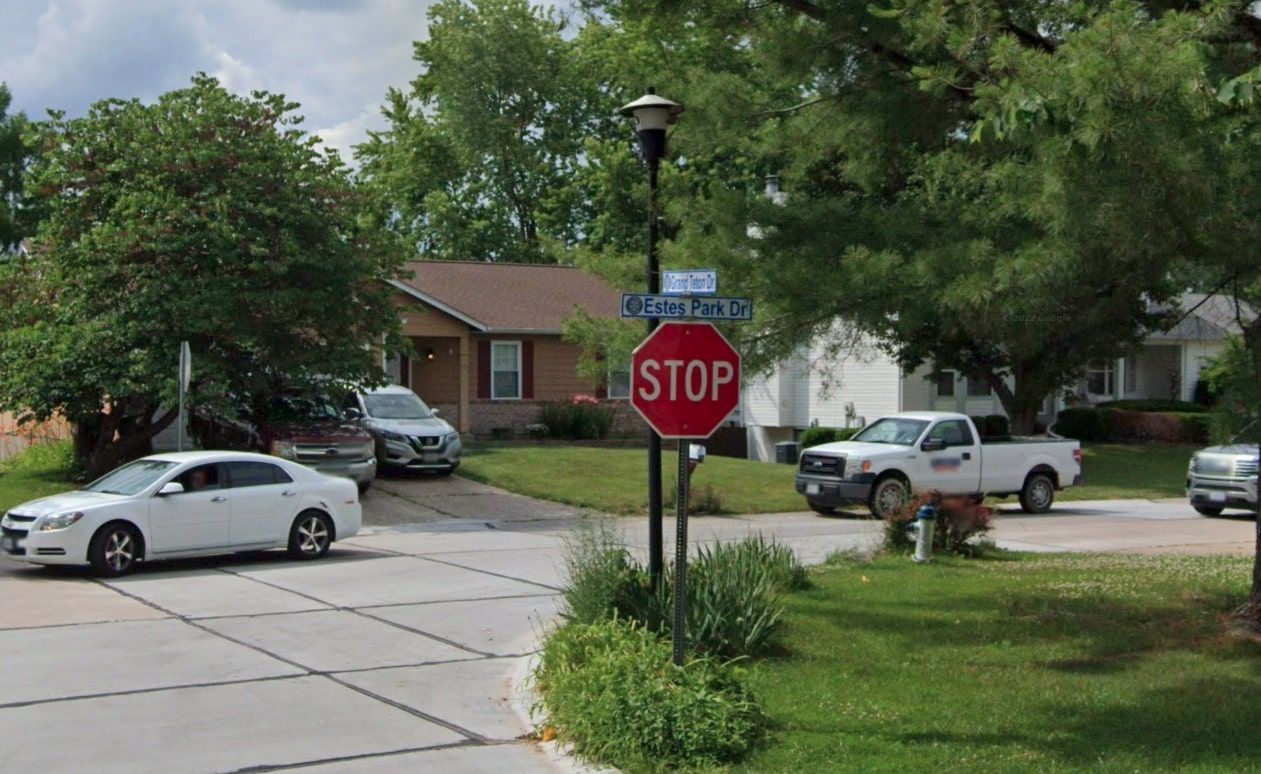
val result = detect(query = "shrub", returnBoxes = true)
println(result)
[533,619,762,770]
[1095,399,1207,413]
[982,414,1010,437]
[799,426,861,449]
[884,491,994,556]
[538,396,615,440]
[1053,407,1107,442]
[1101,409,1210,443]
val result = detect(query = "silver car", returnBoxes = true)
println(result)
[345,385,462,474]
[1187,444,1259,516]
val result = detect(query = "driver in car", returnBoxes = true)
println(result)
[184,468,211,492]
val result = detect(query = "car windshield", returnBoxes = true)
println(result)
[269,395,344,423]
[82,460,178,496]
[362,392,432,420]
[851,418,930,446]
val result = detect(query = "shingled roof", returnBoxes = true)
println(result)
[391,260,622,333]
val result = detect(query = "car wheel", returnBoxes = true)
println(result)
[807,500,836,516]
[357,481,372,495]
[1194,505,1224,517]
[89,522,142,577]
[1019,473,1056,514]
[288,510,334,560]
[868,476,909,520]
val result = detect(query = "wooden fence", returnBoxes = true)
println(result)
[0,412,73,461]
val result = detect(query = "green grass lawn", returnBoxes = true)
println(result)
[737,551,1261,772]
[0,442,77,512]
[459,442,1197,515]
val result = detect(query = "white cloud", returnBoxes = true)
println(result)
[0,0,432,153]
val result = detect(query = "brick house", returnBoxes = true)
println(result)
[386,261,638,437]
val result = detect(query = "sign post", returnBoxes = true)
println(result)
[630,322,741,665]
[177,341,191,452]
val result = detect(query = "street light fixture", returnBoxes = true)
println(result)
[619,88,683,593]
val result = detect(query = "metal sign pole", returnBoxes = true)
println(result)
[672,438,690,666]
[177,341,191,452]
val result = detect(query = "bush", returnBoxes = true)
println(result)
[884,491,994,556]
[1095,399,1208,413]
[667,481,729,515]
[1101,409,1210,443]
[538,396,615,440]
[799,426,861,449]
[557,522,805,658]
[533,619,762,770]
[1053,407,1108,442]
[970,414,1010,438]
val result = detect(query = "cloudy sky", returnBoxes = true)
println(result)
[0,0,437,160]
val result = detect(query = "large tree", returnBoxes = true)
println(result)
[0,83,39,252]
[0,75,405,477]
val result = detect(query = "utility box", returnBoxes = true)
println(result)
[775,441,800,465]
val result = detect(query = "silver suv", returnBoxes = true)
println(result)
[343,385,462,474]
[1187,444,1259,516]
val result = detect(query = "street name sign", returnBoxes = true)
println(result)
[619,293,752,322]
[662,269,717,296]
[630,322,741,439]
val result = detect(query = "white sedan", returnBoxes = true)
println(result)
[1,451,362,577]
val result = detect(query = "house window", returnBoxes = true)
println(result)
[608,363,631,400]
[491,341,521,400]
[967,377,991,397]
[1086,359,1115,396]
[935,370,956,398]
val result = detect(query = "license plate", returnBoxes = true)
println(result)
[2,535,24,553]
[1209,492,1227,503]
[806,483,820,495]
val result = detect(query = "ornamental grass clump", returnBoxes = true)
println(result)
[884,490,994,556]
[533,618,762,770]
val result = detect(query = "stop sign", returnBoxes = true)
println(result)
[631,322,741,439]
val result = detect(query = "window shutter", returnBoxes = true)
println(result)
[477,340,490,399]
[522,340,535,399]
[595,352,607,399]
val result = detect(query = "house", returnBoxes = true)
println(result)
[741,293,1251,461]
[387,260,637,437]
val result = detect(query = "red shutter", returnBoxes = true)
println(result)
[477,340,490,399]
[521,340,535,399]
[595,352,607,399]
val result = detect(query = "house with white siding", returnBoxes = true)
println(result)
[741,293,1249,461]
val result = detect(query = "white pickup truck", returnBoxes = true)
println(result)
[794,412,1083,518]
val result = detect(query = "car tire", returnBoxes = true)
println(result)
[357,481,372,495]
[1193,505,1224,517]
[287,510,334,560]
[868,476,909,520]
[88,522,142,577]
[1019,473,1056,514]
[807,500,836,516]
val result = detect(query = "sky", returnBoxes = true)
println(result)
[0,0,437,161]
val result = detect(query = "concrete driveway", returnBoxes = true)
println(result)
[0,476,1255,772]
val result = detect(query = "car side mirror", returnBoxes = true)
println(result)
[157,481,185,496]
[920,438,946,452]
[344,407,361,419]
[430,408,441,417]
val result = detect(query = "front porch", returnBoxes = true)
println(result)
[1076,338,1220,406]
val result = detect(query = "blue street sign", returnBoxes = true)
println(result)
[620,293,753,322]
[662,269,717,296]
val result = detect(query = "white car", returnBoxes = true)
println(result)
[1,451,362,577]
[795,412,1083,518]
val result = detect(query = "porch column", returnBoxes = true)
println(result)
[458,333,471,434]
[1115,357,1126,400]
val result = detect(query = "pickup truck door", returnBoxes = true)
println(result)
[916,419,983,495]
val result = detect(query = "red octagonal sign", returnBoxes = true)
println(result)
[631,322,741,439]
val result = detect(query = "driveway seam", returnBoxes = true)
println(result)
[227,738,528,773]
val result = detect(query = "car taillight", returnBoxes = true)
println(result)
[1072,449,1082,466]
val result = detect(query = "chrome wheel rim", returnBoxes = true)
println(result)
[877,482,906,516]
[104,530,134,572]
[297,516,329,555]
[1030,480,1052,510]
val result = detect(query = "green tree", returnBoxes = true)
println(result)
[357,0,624,263]
[0,75,405,477]
[0,83,39,251]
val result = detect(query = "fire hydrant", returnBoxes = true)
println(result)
[913,501,937,564]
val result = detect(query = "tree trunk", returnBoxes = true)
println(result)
[988,368,1045,436]
[74,404,177,479]
[1231,317,1261,632]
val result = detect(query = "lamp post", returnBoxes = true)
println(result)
[619,88,683,592]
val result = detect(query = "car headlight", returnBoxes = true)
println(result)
[381,430,407,442]
[445,431,460,443]
[271,440,297,460]
[39,512,84,532]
